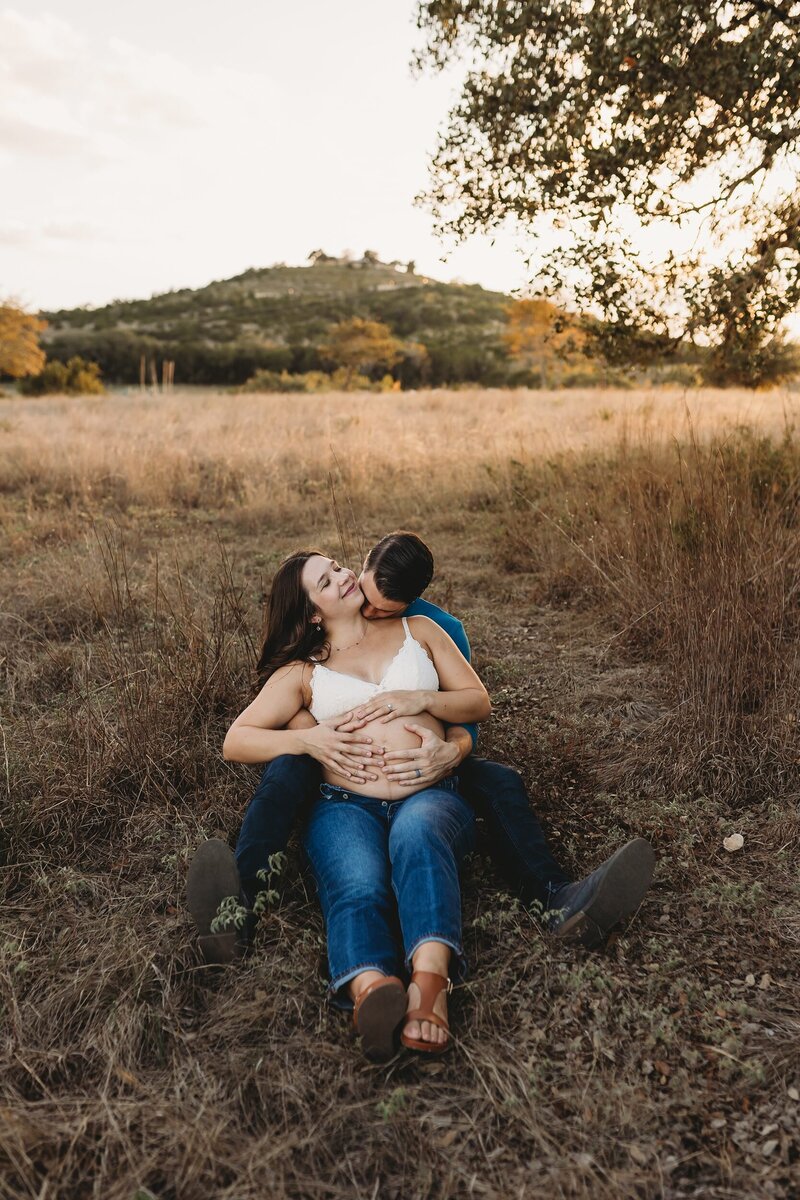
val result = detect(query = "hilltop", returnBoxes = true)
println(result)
[41,252,522,388]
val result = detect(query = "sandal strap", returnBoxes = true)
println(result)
[409,970,452,997]
[403,970,452,1033]
[404,1008,449,1033]
[352,974,404,1025]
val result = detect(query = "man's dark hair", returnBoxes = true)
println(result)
[364,531,434,605]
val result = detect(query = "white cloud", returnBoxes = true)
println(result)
[0,110,104,160]
[0,8,274,163]
[42,220,97,241]
[0,221,34,245]
[0,2,533,311]
[0,218,101,245]
[0,5,283,304]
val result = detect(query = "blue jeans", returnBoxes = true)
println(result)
[457,758,572,907]
[235,754,322,904]
[302,778,474,1000]
[234,754,571,910]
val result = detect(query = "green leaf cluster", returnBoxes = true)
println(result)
[415,2,800,382]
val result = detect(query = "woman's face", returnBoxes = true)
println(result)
[301,555,363,626]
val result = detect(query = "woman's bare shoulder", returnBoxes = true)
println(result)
[407,614,443,635]
[258,659,314,692]
[406,614,447,646]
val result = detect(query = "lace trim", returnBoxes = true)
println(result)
[311,617,412,690]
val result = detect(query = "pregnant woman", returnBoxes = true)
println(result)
[222,550,491,1058]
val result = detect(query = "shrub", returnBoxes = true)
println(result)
[239,368,399,393]
[20,356,105,396]
[701,333,800,389]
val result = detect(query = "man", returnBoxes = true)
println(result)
[187,532,654,962]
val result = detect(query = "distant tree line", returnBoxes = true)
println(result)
[39,328,521,389]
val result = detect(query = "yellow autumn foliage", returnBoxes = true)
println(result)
[0,303,47,378]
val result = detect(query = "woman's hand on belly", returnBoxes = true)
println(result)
[349,689,433,727]
[308,713,380,784]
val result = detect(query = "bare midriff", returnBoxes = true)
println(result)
[322,709,448,801]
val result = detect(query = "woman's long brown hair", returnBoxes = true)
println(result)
[256,550,330,682]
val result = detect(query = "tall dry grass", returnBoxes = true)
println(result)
[496,421,800,802]
[1,386,799,1199]
[0,385,796,515]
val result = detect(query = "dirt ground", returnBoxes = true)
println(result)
[1,387,798,1199]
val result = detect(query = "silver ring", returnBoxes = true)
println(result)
[415,768,422,778]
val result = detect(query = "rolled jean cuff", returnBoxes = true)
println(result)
[405,934,467,984]
[328,962,393,1010]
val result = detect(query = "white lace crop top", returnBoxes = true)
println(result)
[309,617,439,722]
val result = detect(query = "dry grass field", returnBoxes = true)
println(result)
[1,385,799,1199]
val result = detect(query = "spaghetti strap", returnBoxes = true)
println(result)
[401,616,410,637]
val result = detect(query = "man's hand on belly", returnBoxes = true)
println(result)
[381,724,461,788]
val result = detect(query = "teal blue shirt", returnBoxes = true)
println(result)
[404,597,478,748]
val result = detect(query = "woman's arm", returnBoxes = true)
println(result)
[352,616,491,726]
[223,662,377,778]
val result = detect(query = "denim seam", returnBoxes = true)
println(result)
[328,961,392,996]
[404,934,465,976]
[405,932,463,957]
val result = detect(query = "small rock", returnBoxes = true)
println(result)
[759,973,772,990]
[787,1086,799,1102]
[762,1139,779,1156]
[723,833,744,852]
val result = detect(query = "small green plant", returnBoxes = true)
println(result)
[376,1088,407,1120]
[253,850,287,916]
[210,895,248,934]
[472,892,528,932]
[1,939,29,976]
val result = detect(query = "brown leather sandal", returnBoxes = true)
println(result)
[353,975,407,1060]
[400,970,453,1055]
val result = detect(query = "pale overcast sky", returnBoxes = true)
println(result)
[2,2,798,339]
[0,0,540,312]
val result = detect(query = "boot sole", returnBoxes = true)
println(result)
[555,838,655,949]
[356,982,408,1061]
[186,838,245,964]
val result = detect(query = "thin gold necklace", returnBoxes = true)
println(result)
[332,622,370,653]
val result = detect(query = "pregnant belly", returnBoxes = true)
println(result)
[322,710,447,801]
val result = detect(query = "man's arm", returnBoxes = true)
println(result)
[445,725,474,766]
[403,598,478,749]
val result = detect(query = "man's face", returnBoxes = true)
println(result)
[358,567,407,620]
